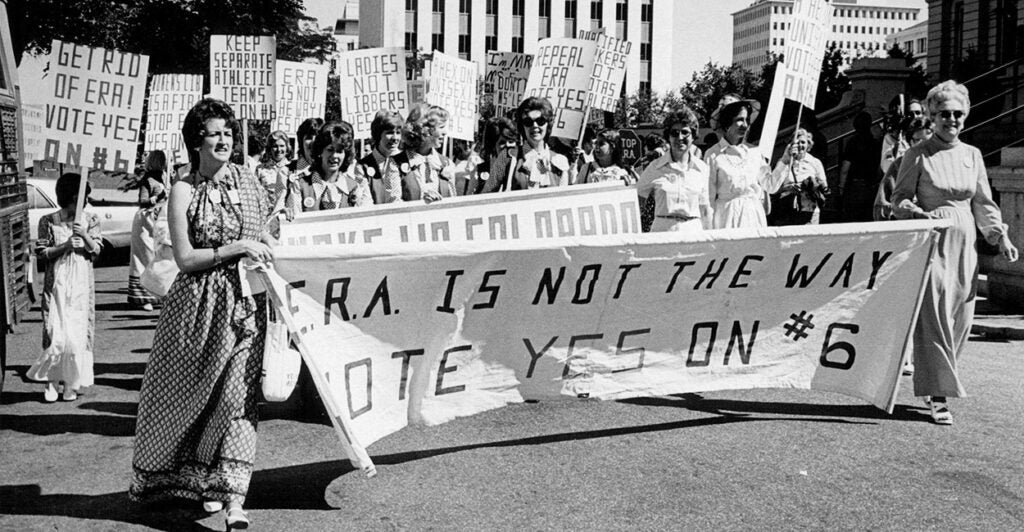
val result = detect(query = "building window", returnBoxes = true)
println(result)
[406,0,416,9]
[540,0,552,17]
[640,0,652,22]
[432,33,444,52]
[458,34,471,59]
[512,36,524,52]
[486,0,498,15]
[615,0,627,21]
[459,0,471,13]
[565,0,576,17]
[512,0,524,16]
[432,0,443,11]
[405,32,417,51]
[640,41,651,60]
[485,35,498,52]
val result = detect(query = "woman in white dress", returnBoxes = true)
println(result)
[706,99,770,229]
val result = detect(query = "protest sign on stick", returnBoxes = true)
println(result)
[759,0,832,160]
[337,47,409,138]
[425,51,478,141]
[272,60,328,138]
[270,219,946,452]
[486,52,533,119]
[145,74,203,165]
[577,29,632,113]
[209,35,276,120]
[42,40,149,172]
[524,38,597,139]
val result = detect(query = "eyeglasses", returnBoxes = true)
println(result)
[937,110,965,120]
[522,117,548,127]
[909,109,924,116]
[666,128,693,138]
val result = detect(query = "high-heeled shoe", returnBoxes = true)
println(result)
[62,385,78,401]
[225,507,249,529]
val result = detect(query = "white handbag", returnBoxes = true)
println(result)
[261,299,301,402]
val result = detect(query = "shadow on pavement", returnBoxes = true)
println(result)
[0,413,136,436]
[94,376,143,391]
[95,362,147,375]
[0,485,214,532]
[618,393,932,424]
[106,324,157,332]
[78,401,138,416]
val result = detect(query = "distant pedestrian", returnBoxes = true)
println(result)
[128,151,169,311]
[837,111,882,222]
[28,172,102,402]
[891,81,1019,425]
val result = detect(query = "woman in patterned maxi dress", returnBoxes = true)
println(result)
[130,98,275,528]
[892,81,1019,425]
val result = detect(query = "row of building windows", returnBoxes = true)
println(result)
[834,25,900,35]
[834,8,917,20]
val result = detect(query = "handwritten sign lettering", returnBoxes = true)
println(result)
[210,35,276,119]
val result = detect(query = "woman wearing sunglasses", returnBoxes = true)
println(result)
[636,107,711,233]
[510,97,573,189]
[891,80,1019,425]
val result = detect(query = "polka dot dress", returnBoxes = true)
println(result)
[130,163,268,505]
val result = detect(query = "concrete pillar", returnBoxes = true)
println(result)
[987,147,1024,310]
[843,58,911,116]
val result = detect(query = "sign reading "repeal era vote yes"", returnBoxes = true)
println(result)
[43,40,149,172]
[524,38,597,139]
[338,47,408,138]
[272,60,329,138]
[210,35,276,120]
[144,74,203,164]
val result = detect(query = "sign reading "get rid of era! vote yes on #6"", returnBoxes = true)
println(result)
[42,40,149,172]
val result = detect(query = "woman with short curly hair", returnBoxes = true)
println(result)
[892,80,1019,425]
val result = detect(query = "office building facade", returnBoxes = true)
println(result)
[359,0,678,95]
[732,0,926,73]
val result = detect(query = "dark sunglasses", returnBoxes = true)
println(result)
[667,128,693,138]
[522,117,548,127]
[937,110,965,120]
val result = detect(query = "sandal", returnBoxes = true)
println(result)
[225,507,249,529]
[929,399,953,425]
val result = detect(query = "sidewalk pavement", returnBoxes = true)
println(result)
[972,275,1024,340]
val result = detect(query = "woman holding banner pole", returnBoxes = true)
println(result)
[636,107,712,233]
[706,99,770,229]
[891,81,1018,425]
[510,97,572,190]
[130,98,274,529]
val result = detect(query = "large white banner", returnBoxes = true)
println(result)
[144,74,203,164]
[265,220,944,467]
[42,40,149,172]
[486,52,532,119]
[781,0,832,109]
[524,38,597,139]
[278,183,639,246]
[337,47,408,138]
[425,51,477,141]
[272,60,329,138]
[578,29,632,113]
[210,35,276,120]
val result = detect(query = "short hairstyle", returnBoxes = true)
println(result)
[792,128,814,150]
[662,106,700,139]
[310,121,356,175]
[144,150,167,174]
[370,110,405,146]
[594,129,625,167]
[643,134,663,152]
[181,98,240,167]
[482,116,518,159]
[452,139,472,162]
[403,104,449,152]
[852,111,873,133]
[55,172,90,209]
[926,80,970,116]
[261,130,293,163]
[516,96,554,143]
[296,118,325,146]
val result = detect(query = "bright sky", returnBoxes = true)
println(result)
[301,0,752,90]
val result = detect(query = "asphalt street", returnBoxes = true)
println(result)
[1,262,1023,531]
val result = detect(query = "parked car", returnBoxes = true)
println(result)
[27,177,136,250]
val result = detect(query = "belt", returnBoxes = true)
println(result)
[656,214,697,221]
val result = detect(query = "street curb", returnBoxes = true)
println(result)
[971,323,1024,341]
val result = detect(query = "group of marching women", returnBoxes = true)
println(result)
[126,81,1018,528]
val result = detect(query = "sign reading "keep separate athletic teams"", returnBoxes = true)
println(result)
[43,40,149,172]
[210,35,276,120]
[278,183,640,247]
[338,47,408,138]
[144,74,203,163]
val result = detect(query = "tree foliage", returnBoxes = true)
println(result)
[8,0,334,73]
